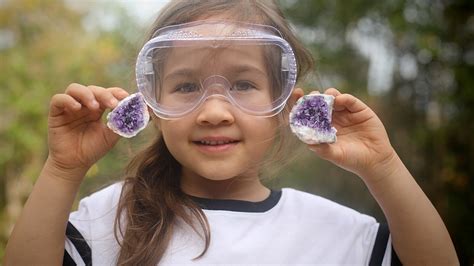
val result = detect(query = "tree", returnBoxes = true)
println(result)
[278,0,474,263]
[0,0,142,257]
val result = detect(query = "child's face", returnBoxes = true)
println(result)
[156,101,278,182]
[155,42,280,182]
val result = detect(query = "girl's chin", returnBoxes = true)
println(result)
[181,162,259,183]
[196,172,241,182]
[188,169,257,183]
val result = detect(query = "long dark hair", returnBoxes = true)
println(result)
[114,1,314,265]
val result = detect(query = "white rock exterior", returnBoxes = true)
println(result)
[106,93,150,138]
[289,93,337,144]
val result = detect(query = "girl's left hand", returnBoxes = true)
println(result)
[308,88,396,182]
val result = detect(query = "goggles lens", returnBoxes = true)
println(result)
[136,21,297,119]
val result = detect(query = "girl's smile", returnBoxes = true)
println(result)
[155,31,280,193]
[193,136,241,154]
[156,94,278,198]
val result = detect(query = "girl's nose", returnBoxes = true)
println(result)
[196,97,235,126]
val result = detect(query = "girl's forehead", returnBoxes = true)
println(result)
[162,45,269,77]
[193,9,268,25]
[192,13,246,24]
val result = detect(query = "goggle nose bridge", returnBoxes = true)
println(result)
[201,75,231,94]
[200,75,234,102]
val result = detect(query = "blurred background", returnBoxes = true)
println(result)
[0,0,472,263]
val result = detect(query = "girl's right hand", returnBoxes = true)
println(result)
[46,83,129,181]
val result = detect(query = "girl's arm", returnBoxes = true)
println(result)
[4,84,128,265]
[4,161,86,265]
[363,149,457,265]
[309,88,458,265]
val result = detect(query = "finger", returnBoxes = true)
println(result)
[308,143,341,162]
[49,94,81,117]
[102,122,122,146]
[334,93,368,113]
[324,88,342,97]
[88,85,119,109]
[65,83,100,110]
[108,87,129,101]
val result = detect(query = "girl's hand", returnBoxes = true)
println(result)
[309,88,396,182]
[47,83,129,180]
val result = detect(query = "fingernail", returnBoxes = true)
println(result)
[109,98,118,107]
[91,100,99,108]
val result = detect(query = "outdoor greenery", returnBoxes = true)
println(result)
[0,0,472,263]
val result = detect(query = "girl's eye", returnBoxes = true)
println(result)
[175,83,199,93]
[232,81,257,92]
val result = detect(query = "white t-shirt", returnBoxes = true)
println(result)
[64,182,398,265]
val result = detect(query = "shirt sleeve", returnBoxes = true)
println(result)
[64,221,91,266]
[63,182,123,266]
[64,197,94,266]
[370,223,402,266]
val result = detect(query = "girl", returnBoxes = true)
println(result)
[5,1,458,265]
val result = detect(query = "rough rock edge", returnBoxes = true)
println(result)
[289,93,337,144]
[106,93,150,138]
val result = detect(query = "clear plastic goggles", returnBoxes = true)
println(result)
[136,20,297,119]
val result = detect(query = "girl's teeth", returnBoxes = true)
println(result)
[200,140,233,145]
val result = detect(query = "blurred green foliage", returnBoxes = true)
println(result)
[0,0,145,258]
[276,0,474,263]
[0,0,472,263]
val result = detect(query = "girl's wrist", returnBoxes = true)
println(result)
[358,149,404,187]
[43,157,89,185]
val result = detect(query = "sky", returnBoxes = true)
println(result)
[64,0,170,30]
[120,0,170,25]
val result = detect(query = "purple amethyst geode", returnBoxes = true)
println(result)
[106,93,150,138]
[289,93,337,144]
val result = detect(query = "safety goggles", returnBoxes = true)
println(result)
[136,20,297,119]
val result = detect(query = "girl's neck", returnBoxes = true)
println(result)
[180,171,270,202]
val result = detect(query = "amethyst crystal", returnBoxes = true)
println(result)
[107,93,150,138]
[289,93,337,144]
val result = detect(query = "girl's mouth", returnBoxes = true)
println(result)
[193,137,240,153]
[197,139,239,146]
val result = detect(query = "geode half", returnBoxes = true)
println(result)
[289,93,337,144]
[106,93,150,138]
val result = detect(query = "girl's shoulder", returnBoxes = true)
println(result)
[280,188,377,224]
[66,182,124,263]
[70,181,123,221]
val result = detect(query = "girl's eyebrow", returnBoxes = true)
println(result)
[231,64,267,77]
[164,68,195,81]
[164,64,268,82]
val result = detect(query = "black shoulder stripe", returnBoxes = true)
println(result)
[391,247,402,266]
[63,250,77,266]
[66,221,92,266]
[369,223,390,266]
[369,223,402,265]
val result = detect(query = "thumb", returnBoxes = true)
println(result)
[308,143,341,163]
[103,123,122,149]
